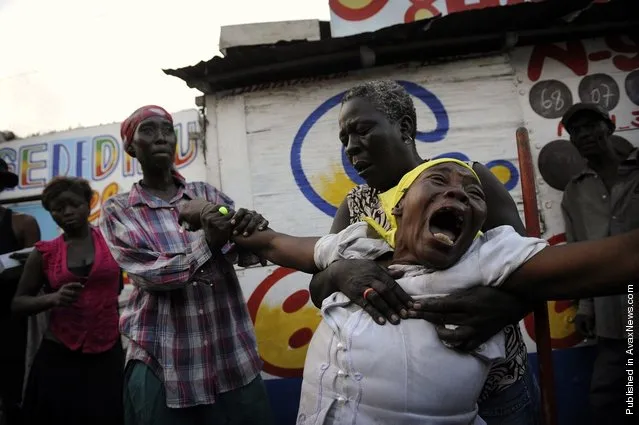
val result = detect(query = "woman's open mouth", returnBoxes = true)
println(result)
[428,207,465,247]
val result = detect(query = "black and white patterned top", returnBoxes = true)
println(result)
[345,183,528,401]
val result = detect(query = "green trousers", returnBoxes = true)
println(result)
[124,361,274,425]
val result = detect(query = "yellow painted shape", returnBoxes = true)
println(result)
[339,0,374,9]
[414,9,436,20]
[489,164,512,185]
[312,163,357,208]
[548,301,579,340]
[254,303,322,369]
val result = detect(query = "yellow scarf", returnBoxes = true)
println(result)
[362,158,482,248]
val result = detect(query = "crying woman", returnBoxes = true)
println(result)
[179,156,639,424]
[180,158,547,425]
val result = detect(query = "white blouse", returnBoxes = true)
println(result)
[297,224,547,425]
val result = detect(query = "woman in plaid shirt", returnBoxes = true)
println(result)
[100,106,273,425]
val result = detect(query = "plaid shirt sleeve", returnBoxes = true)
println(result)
[99,197,213,291]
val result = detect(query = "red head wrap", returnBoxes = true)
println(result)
[120,105,173,156]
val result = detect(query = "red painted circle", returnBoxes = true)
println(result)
[247,267,296,323]
[247,267,310,378]
[329,0,389,22]
[288,327,314,349]
[282,289,310,314]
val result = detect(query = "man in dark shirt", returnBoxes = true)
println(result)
[560,103,636,424]
[0,158,41,425]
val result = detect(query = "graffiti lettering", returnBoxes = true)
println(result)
[19,144,47,189]
[578,73,620,111]
[92,136,119,181]
[605,35,639,72]
[174,123,198,168]
[528,41,588,82]
[528,36,639,83]
[88,182,119,223]
[0,121,198,192]
[529,80,573,119]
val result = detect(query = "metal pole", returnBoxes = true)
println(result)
[516,127,558,425]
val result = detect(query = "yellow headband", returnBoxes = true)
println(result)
[363,158,481,248]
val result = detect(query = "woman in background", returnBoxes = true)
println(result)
[12,176,123,425]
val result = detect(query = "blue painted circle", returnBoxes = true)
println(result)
[485,159,519,191]
[290,92,344,217]
[432,152,470,161]
[292,81,450,217]
[431,154,519,191]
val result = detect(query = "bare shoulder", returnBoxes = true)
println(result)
[12,212,38,228]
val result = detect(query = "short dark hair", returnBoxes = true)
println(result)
[342,80,417,139]
[42,176,93,211]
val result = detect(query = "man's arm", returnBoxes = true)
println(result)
[561,196,595,336]
[233,230,319,274]
[0,213,40,281]
[501,229,639,299]
[100,199,213,291]
[471,162,533,320]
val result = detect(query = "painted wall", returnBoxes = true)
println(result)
[206,35,637,424]
[0,109,204,304]
[0,109,203,219]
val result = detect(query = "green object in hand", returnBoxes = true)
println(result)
[218,206,229,216]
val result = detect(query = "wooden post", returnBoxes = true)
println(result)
[516,127,558,425]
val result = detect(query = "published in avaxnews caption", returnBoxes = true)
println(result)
[628,283,635,416]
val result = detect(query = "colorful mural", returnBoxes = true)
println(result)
[0,110,201,226]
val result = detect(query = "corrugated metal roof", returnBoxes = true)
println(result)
[164,0,638,94]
